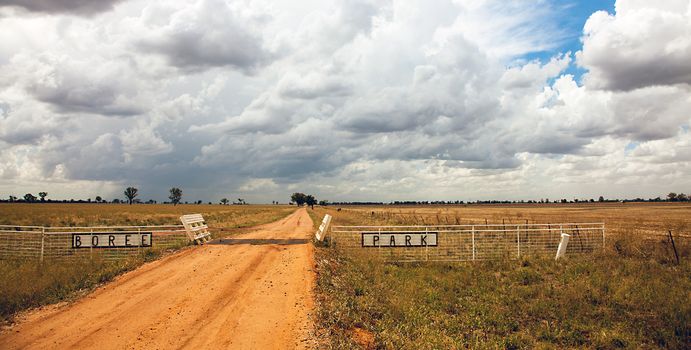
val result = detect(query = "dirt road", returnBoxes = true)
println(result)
[0,208,316,349]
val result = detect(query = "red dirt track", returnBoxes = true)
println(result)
[0,208,316,349]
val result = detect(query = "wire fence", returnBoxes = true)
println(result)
[0,224,192,261]
[330,223,605,262]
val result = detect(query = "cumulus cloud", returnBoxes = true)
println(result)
[136,0,273,73]
[0,0,125,16]
[578,0,691,90]
[14,54,148,117]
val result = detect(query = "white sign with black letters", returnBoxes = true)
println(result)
[361,232,437,247]
[72,232,153,248]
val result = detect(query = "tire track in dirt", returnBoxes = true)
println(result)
[0,208,316,349]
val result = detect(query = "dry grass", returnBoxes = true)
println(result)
[0,203,295,228]
[311,204,691,349]
[0,204,296,324]
[317,202,690,237]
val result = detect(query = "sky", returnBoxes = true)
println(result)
[0,0,690,203]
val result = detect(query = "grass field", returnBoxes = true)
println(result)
[0,203,295,228]
[311,203,691,349]
[0,203,296,324]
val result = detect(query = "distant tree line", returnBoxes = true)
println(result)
[313,192,691,206]
[1,186,259,206]
[4,191,690,205]
[3,186,183,205]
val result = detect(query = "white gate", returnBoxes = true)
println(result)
[330,223,605,262]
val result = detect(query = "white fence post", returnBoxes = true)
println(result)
[555,233,570,260]
[517,225,521,258]
[471,225,475,261]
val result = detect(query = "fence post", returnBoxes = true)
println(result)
[555,233,571,260]
[517,225,521,258]
[602,224,606,251]
[668,230,680,264]
[39,227,45,262]
[472,225,476,261]
[548,223,552,244]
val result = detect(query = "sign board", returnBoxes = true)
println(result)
[72,232,153,249]
[361,232,438,247]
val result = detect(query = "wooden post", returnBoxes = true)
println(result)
[668,230,680,264]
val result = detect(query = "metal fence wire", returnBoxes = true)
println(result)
[330,223,605,262]
[0,225,192,261]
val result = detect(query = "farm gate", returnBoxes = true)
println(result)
[329,223,605,262]
[0,214,212,261]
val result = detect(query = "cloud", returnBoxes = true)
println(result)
[0,0,125,16]
[578,1,691,90]
[136,0,274,73]
[8,53,148,117]
[1,0,690,203]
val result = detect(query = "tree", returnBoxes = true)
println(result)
[38,192,48,202]
[220,198,229,205]
[95,196,102,203]
[667,192,677,201]
[598,196,604,202]
[291,193,307,206]
[305,194,317,209]
[23,193,37,202]
[169,187,182,206]
[9,195,16,202]
[124,187,138,205]
[677,193,688,201]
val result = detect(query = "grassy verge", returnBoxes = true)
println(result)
[307,208,324,230]
[0,205,296,325]
[1,255,149,325]
[316,249,690,349]
[313,206,691,349]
